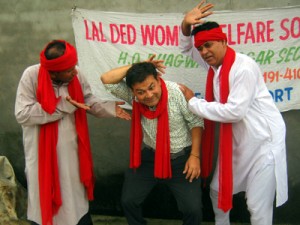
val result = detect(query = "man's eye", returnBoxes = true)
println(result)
[204,42,212,48]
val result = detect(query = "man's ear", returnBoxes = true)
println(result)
[157,77,161,86]
[130,89,134,96]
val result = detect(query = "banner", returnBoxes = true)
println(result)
[71,6,300,112]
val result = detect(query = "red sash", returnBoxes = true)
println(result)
[130,78,172,178]
[201,47,235,212]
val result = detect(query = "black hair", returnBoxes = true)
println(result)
[191,21,220,36]
[44,40,66,60]
[125,62,158,89]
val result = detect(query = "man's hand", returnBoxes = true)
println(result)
[66,96,91,110]
[115,102,131,120]
[183,0,214,27]
[146,54,166,76]
[178,84,195,102]
[183,155,201,182]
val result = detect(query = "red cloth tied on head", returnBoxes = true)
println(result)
[40,40,78,72]
[194,27,227,48]
[37,40,78,113]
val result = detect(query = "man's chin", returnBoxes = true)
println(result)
[204,57,216,65]
[205,60,214,66]
[146,104,155,108]
[144,102,157,108]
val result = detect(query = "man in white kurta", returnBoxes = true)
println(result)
[178,2,288,225]
[15,40,130,225]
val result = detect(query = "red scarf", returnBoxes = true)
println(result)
[37,40,94,225]
[201,46,235,212]
[130,78,171,178]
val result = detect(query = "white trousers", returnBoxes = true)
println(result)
[210,164,276,225]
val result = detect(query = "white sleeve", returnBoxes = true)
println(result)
[188,64,258,123]
[15,66,67,126]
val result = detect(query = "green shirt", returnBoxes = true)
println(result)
[104,80,204,153]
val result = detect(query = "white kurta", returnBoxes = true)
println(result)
[15,64,116,225]
[180,33,288,207]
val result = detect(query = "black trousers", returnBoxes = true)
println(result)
[121,147,202,225]
[31,212,93,225]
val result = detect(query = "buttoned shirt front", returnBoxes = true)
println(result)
[104,80,204,154]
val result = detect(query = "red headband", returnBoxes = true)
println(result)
[194,27,227,48]
[40,40,78,72]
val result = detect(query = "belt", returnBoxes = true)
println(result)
[171,146,191,160]
[144,145,191,160]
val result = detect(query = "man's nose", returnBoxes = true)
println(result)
[145,91,153,98]
[72,68,78,75]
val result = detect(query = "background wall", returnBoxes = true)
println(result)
[0,0,299,223]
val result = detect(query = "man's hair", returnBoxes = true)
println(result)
[44,40,66,60]
[191,21,220,36]
[125,62,158,89]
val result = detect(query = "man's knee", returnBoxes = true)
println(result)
[247,199,273,225]
[121,193,137,208]
[179,199,202,217]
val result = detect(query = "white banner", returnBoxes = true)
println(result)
[71,6,300,112]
